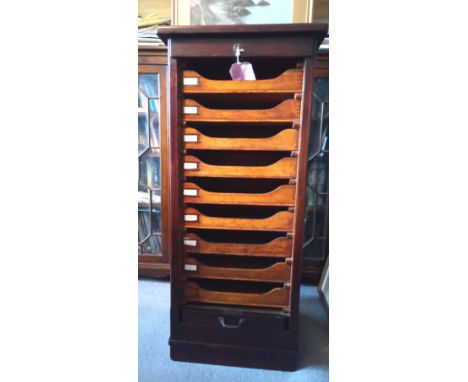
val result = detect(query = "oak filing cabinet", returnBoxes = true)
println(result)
[158,23,328,371]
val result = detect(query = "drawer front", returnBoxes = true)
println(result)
[183,99,300,123]
[182,306,288,331]
[183,207,294,232]
[182,69,303,94]
[182,257,291,283]
[183,128,298,151]
[183,233,292,257]
[183,155,297,179]
[183,182,295,206]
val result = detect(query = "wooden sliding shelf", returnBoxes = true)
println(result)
[183,232,293,257]
[159,23,328,371]
[183,127,299,151]
[183,99,301,123]
[183,155,297,178]
[182,182,296,206]
[183,207,294,231]
[183,281,290,309]
[183,68,303,94]
[182,257,292,283]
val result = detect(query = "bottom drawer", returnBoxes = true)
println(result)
[182,305,288,331]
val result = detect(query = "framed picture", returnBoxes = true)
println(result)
[172,0,325,26]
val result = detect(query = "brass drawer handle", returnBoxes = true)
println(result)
[217,317,245,329]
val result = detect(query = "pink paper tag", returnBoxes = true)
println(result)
[229,62,256,80]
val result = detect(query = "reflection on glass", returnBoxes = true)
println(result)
[139,155,160,194]
[138,113,149,155]
[139,74,160,155]
[149,109,160,148]
[139,74,159,113]
[309,78,329,155]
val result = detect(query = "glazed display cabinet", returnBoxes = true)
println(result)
[302,49,329,284]
[138,46,169,278]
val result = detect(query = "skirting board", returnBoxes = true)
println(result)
[170,339,298,371]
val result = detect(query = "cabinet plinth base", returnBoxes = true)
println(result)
[169,339,297,371]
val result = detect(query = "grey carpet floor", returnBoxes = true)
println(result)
[139,278,329,382]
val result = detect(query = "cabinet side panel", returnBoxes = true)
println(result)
[289,53,317,336]
[168,53,183,330]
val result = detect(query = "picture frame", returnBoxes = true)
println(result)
[171,0,326,26]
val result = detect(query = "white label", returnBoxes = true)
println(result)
[183,77,199,86]
[184,106,198,114]
[184,134,198,143]
[184,264,197,271]
[183,239,197,247]
[184,162,198,170]
[183,188,198,197]
[184,214,198,222]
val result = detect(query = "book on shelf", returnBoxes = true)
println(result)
[138,14,168,46]
[138,212,148,242]
[138,211,160,254]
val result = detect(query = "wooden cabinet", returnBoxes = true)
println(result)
[158,24,327,371]
[138,46,170,278]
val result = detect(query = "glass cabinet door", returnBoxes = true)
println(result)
[138,74,163,256]
[303,77,329,279]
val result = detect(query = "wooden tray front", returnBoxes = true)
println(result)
[182,257,291,283]
[183,233,292,257]
[182,69,303,94]
[183,155,297,179]
[183,207,294,232]
[183,127,298,151]
[183,99,300,122]
[183,281,290,309]
[183,182,295,206]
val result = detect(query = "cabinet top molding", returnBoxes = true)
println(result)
[157,23,328,44]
